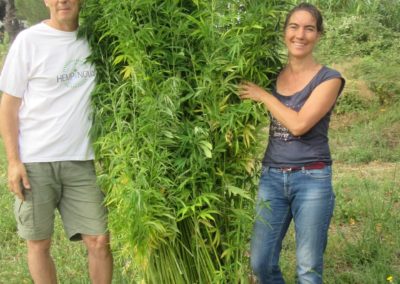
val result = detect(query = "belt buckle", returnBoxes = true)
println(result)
[281,167,293,173]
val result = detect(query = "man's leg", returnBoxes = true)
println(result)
[27,239,57,284]
[59,161,112,283]
[82,234,113,284]
[15,163,61,283]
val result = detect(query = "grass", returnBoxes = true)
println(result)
[326,110,400,283]
[330,105,400,163]
[326,163,400,283]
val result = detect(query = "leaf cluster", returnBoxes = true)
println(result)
[80,0,287,282]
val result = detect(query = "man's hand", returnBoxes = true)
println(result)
[8,161,30,201]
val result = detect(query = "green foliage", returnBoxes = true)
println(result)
[376,0,400,32]
[351,50,400,104]
[334,90,369,114]
[15,0,48,25]
[317,14,400,62]
[80,0,286,282]
[305,0,400,32]
[314,9,400,107]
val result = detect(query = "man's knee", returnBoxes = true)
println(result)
[27,239,52,254]
[82,234,111,256]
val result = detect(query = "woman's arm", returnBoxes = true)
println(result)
[239,78,342,136]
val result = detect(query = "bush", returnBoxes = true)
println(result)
[315,12,400,107]
[80,0,287,282]
[334,90,369,115]
[316,14,399,62]
[305,0,400,32]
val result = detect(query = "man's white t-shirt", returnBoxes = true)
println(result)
[0,22,96,163]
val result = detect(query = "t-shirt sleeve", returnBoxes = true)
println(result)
[0,33,29,98]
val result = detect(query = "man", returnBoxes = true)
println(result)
[0,0,113,283]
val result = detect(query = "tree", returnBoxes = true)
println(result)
[0,1,6,21]
[0,1,6,43]
[4,0,22,42]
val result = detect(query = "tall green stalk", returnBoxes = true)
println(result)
[80,0,287,282]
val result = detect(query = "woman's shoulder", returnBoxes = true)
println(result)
[313,66,346,95]
[318,66,344,81]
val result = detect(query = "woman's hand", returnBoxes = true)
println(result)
[238,81,270,103]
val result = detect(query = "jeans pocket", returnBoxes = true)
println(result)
[305,167,332,180]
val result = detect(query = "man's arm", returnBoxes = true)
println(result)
[0,93,30,200]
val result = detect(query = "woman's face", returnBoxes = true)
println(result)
[284,10,320,59]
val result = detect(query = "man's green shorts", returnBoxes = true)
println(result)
[14,161,108,241]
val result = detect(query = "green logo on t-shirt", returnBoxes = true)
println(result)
[57,59,96,88]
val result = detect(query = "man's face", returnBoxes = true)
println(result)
[44,0,81,30]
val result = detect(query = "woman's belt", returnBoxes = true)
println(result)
[276,162,326,173]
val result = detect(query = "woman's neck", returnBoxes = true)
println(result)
[286,55,319,74]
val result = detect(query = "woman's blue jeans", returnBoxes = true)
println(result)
[250,166,335,284]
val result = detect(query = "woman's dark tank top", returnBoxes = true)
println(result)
[262,66,345,168]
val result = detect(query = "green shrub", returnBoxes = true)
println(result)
[314,12,400,107]
[334,90,369,114]
[316,14,399,62]
[376,0,400,32]
[80,0,287,282]
[304,0,400,32]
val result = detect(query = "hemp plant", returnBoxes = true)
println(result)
[80,0,286,282]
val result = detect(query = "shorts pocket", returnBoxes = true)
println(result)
[14,191,34,227]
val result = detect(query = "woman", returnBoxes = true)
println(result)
[239,3,345,283]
